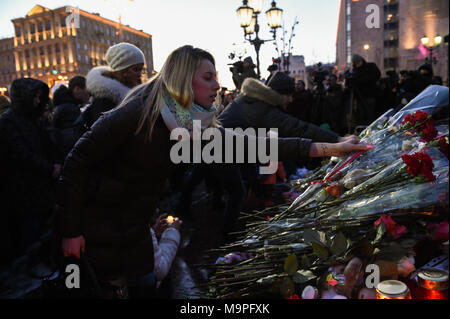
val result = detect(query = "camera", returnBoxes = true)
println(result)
[228,61,244,74]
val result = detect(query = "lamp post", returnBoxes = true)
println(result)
[236,0,283,78]
[420,34,442,69]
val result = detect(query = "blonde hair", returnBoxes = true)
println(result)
[119,45,216,141]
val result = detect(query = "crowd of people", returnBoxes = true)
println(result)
[0,42,440,299]
[284,54,446,138]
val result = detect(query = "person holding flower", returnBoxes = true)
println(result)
[56,45,370,298]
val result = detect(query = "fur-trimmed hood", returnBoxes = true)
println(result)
[86,66,130,104]
[241,78,284,107]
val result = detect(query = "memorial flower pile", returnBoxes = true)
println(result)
[206,85,449,299]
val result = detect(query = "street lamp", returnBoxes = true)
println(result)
[420,34,442,68]
[236,0,283,78]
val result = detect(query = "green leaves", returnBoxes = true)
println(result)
[257,274,281,286]
[303,229,348,258]
[372,220,386,245]
[330,232,348,256]
[284,254,298,276]
[293,270,317,284]
[373,242,408,262]
[312,242,329,258]
[303,229,328,245]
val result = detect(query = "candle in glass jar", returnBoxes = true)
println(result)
[415,268,448,299]
[376,280,411,299]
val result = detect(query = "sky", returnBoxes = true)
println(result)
[0,0,341,89]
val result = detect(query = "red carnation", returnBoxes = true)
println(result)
[414,110,430,125]
[402,111,435,140]
[401,152,435,181]
[420,121,438,142]
[438,136,449,159]
[427,221,449,242]
[374,214,408,239]
[402,113,415,127]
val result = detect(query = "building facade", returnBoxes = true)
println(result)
[283,54,306,83]
[0,37,16,91]
[336,0,449,81]
[1,5,154,93]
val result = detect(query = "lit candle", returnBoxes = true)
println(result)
[167,215,174,224]
[376,280,411,299]
[415,268,448,299]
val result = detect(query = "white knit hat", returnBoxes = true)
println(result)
[105,42,146,72]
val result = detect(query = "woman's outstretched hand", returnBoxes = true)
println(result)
[62,235,86,259]
[310,141,371,158]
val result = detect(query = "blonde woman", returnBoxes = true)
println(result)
[57,45,369,298]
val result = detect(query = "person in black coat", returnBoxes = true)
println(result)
[52,76,89,129]
[345,54,381,132]
[286,80,314,124]
[52,76,90,157]
[0,78,61,263]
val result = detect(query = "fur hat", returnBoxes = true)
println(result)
[267,71,295,95]
[105,42,145,72]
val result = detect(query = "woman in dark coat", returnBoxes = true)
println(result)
[57,45,370,298]
[0,78,60,262]
[83,42,146,129]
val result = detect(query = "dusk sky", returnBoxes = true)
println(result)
[0,0,341,88]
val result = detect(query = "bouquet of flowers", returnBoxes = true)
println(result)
[206,85,449,299]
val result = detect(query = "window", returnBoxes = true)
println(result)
[85,55,89,63]
[55,44,60,53]
[16,26,21,37]
[30,23,36,34]
[38,21,43,32]
[82,19,86,29]
[46,20,51,30]
[84,44,88,51]
[40,47,44,55]
[61,15,66,27]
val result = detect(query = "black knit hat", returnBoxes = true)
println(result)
[267,71,295,95]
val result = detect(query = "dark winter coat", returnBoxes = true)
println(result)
[51,85,85,158]
[0,78,56,216]
[218,78,340,143]
[323,84,346,135]
[286,88,315,124]
[351,61,381,98]
[56,86,322,278]
[83,66,130,129]
[52,85,83,129]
